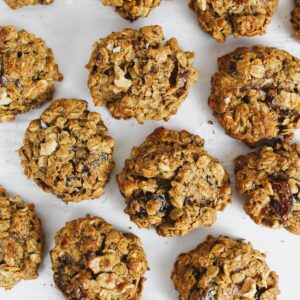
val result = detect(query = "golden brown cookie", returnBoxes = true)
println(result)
[292,0,300,40]
[0,186,43,289]
[50,216,148,300]
[189,0,278,43]
[86,25,198,124]
[19,98,115,203]
[235,142,300,235]
[0,26,63,122]
[171,235,280,300]
[100,0,160,21]
[208,46,300,147]
[4,0,54,9]
[117,127,232,237]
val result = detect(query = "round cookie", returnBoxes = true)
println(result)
[171,235,280,299]
[4,0,54,9]
[0,186,43,289]
[235,142,300,234]
[117,127,232,237]
[0,26,63,122]
[86,25,198,124]
[208,46,300,147]
[100,0,160,21]
[292,0,300,40]
[19,98,115,203]
[189,0,278,43]
[50,216,148,300]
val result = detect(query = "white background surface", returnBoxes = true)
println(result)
[0,0,299,299]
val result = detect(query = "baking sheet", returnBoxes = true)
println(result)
[0,0,299,299]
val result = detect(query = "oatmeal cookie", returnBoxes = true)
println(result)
[292,0,300,40]
[19,98,115,203]
[0,186,43,289]
[0,26,63,122]
[235,142,300,234]
[86,25,198,124]
[50,216,148,300]
[208,46,300,147]
[100,0,160,21]
[4,0,54,9]
[171,235,280,300]
[189,0,278,43]
[117,127,232,237]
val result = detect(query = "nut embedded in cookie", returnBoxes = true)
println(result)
[0,186,43,289]
[171,235,280,299]
[117,127,232,237]
[4,0,54,9]
[189,0,279,43]
[100,0,160,21]
[208,45,300,147]
[291,0,300,40]
[0,26,63,122]
[50,216,148,300]
[235,141,300,235]
[18,98,115,203]
[86,25,198,124]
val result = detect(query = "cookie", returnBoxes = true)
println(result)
[235,142,300,234]
[171,235,280,300]
[189,0,278,43]
[292,0,300,40]
[4,0,53,9]
[0,26,63,122]
[19,98,115,203]
[86,25,198,124]
[50,216,148,300]
[208,46,300,147]
[0,186,43,289]
[117,127,232,237]
[100,0,160,21]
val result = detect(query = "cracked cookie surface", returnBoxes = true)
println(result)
[189,0,278,43]
[292,0,300,40]
[117,127,232,237]
[50,216,148,300]
[4,0,54,9]
[235,142,300,234]
[0,186,43,289]
[86,25,198,124]
[172,235,279,300]
[0,26,63,122]
[100,0,160,21]
[208,46,300,147]
[19,98,115,203]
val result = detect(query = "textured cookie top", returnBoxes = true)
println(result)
[0,186,43,289]
[208,46,300,147]
[100,0,160,21]
[189,0,278,43]
[235,142,300,235]
[50,216,148,300]
[19,98,115,203]
[117,127,232,237]
[292,0,300,40]
[0,26,63,122]
[86,25,198,124]
[4,0,54,9]
[171,235,279,300]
